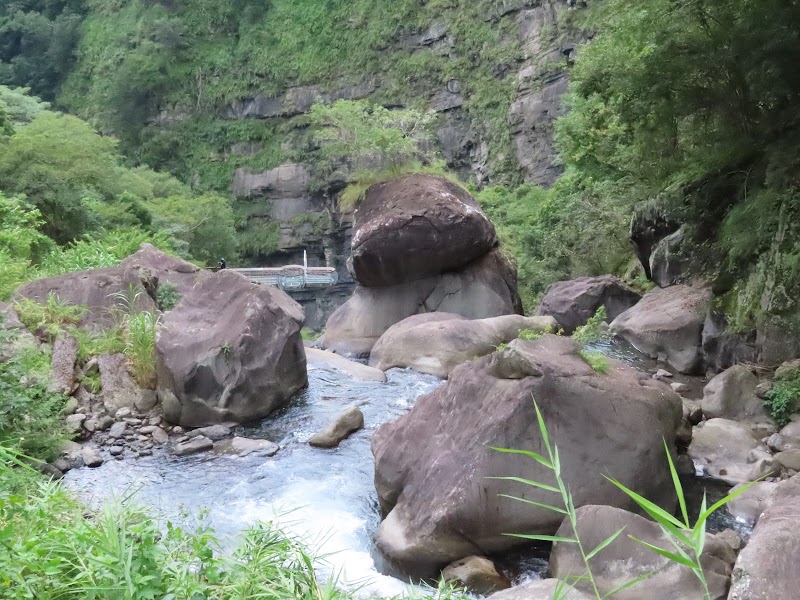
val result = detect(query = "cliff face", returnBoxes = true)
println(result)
[222,1,590,266]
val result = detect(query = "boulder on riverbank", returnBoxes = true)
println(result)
[369,313,557,378]
[350,173,497,287]
[610,283,711,374]
[372,334,681,567]
[156,270,307,427]
[14,244,202,330]
[550,505,734,600]
[700,365,767,421]
[728,475,800,600]
[535,275,641,334]
[319,248,522,356]
[318,174,522,356]
[308,405,364,448]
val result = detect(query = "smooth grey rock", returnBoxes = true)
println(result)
[150,427,169,445]
[700,365,765,421]
[107,421,127,439]
[214,436,279,457]
[689,419,777,485]
[48,334,79,394]
[187,424,231,441]
[81,445,103,468]
[174,436,213,456]
[309,405,364,448]
[775,449,800,471]
[305,348,387,382]
[108,446,124,457]
[440,555,510,595]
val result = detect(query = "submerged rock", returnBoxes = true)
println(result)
[440,555,510,595]
[305,348,387,382]
[157,270,307,427]
[174,436,213,456]
[214,436,279,457]
[309,405,364,448]
[369,313,557,378]
[372,335,681,566]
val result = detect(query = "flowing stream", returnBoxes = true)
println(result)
[64,338,751,597]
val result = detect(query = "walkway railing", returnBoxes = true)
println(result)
[230,266,339,290]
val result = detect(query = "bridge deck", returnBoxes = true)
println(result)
[229,266,338,290]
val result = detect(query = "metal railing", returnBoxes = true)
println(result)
[230,266,339,290]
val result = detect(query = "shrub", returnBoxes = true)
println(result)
[14,294,86,340]
[572,306,609,346]
[155,281,181,311]
[764,367,800,427]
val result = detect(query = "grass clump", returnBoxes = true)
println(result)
[492,399,758,600]
[301,328,323,342]
[124,310,160,388]
[13,294,86,340]
[764,366,800,427]
[578,349,610,374]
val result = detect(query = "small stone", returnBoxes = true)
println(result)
[214,436,279,457]
[61,397,79,416]
[81,446,103,468]
[115,407,132,419]
[134,390,158,412]
[775,449,800,471]
[441,556,510,595]
[82,358,99,376]
[124,417,143,425]
[716,529,742,552]
[151,427,169,445]
[174,436,213,456]
[654,368,673,379]
[96,415,114,431]
[671,382,690,394]
[84,419,98,433]
[682,399,703,425]
[187,424,231,441]
[309,405,364,448]
[136,435,149,441]
[176,435,190,444]
[755,381,772,399]
[148,416,161,426]
[137,449,153,457]
[109,446,124,456]
[172,426,184,435]
[139,425,157,434]
[65,413,86,432]
[107,421,127,439]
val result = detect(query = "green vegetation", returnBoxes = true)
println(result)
[578,350,609,375]
[572,307,609,346]
[764,366,800,427]
[517,325,555,341]
[492,400,757,600]
[0,326,68,461]
[156,282,181,312]
[300,328,323,342]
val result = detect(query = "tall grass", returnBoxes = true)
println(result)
[124,310,160,388]
[492,399,757,600]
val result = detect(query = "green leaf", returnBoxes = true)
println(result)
[628,537,698,569]
[503,533,578,543]
[602,571,654,598]
[663,438,689,528]
[488,476,561,494]
[489,445,553,469]
[497,493,569,515]
[586,527,625,560]
[533,398,552,454]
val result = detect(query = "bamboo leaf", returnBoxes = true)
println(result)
[695,477,762,534]
[604,476,688,532]
[488,476,561,494]
[628,537,698,568]
[586,527,625,560]
[533,398,552,453]
[504,533,578,543]
[497,494,569,515]
[488,446,553,469]
[663,439,689,528]
[602,571,654,598]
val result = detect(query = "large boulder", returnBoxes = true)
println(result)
[488,579,593,600]
[350,174,497,287]
[610,284,711,374]
[369,313,557,378]
[550,505,734,600]
[319,248,522,356]
[535,275,641,334]
[372,335,681,567]
[700,365,766,421]
[728,475,800,600]
[688,419,776,485]
[156,270,307,426]
[14,244,204,329]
